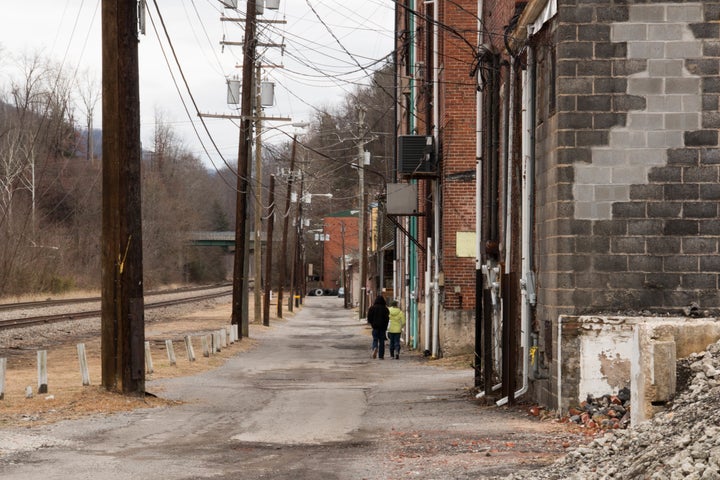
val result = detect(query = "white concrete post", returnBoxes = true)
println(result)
[213,332,221,353]
[227,326,234,344]
[165,340,177,366]
[77,344,90,386]
[184,335,196,362]
[0,358,6,400]
[220,329,227,348]
[37,350,48,394]
[144,341,154,374]
[201,335,210,357]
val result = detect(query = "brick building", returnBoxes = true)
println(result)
[321,210,359,296]
[393,0,720,412]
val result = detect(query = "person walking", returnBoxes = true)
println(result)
[367,295,389,359]
[387,300,406,359]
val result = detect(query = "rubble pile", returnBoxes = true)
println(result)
[504,339,720,480]
[565,387,631,430]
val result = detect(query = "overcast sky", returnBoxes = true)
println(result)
[0,0,395,171]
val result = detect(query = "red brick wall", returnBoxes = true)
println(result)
[322,216,358,290]
[438,0,483,310]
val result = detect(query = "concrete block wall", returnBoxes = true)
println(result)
[534,0,720,409]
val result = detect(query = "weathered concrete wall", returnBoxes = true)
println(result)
[439,308,475,357]
[557,315,720,424]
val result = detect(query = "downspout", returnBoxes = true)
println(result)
[499,45,535,405]
[405,0,418,350]
[432,183,440,358]
[424,237,432,354]
[431,0,441,359]
[474,0,485,389]
[514,47,532,400]
[504,58,515,270]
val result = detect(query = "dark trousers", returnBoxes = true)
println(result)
[372,329,386,359]
[388,332,401,356]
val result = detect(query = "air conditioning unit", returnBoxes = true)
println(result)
[398,135,436,176]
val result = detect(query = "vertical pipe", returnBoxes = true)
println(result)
[516,44,534,398]
[432,182,440,358]
[424,237,432,354]
[504,58,515,269]
[474,0,485,389]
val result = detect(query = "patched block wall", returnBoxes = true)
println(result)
[534,0,720,409]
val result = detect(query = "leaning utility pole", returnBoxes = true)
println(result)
[231,0,257,336]
[101,0,145,394]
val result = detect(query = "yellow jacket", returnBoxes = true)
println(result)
[388,306,406,333]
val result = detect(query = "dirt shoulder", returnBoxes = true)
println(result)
[0,299,267,428]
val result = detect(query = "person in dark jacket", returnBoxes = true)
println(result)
[366,295,389,359]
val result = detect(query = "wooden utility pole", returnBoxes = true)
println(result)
[357,107,366,319]
[231,0,257,336]
[254,64,263,325]
[341,222,348,309]
[289,174,304,312]
[277,136,297,318]
[101,0,145,394]
[263,175,275,326]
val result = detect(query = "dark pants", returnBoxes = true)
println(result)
[388,332,401,356]
[372,329,386,359]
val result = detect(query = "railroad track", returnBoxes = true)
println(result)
[0,287,232,331]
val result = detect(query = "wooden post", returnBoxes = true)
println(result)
[37,350,48,394]
[77,344,91,386]
[101,0,145,394]
[184,335,196,362]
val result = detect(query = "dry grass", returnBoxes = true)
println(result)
[0,301,284,429]
[428,352,475,369]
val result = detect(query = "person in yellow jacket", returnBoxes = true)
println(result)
[387,300,406,360]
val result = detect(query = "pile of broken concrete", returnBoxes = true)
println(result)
[566,387,631,430]
[505,339,720,479]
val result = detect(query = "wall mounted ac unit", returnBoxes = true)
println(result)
[398,135,436,176]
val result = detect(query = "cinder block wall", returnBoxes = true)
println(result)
[535,0,720,408]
